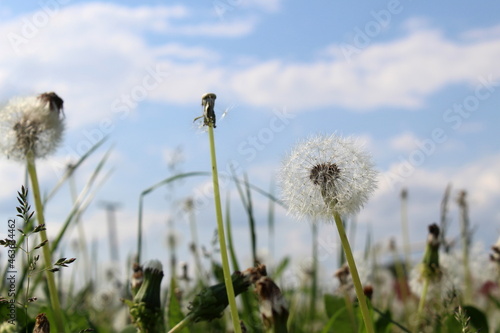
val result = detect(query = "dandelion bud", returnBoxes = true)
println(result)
[33,313,50,333]
[409,224,449,300]
[127,260,165,332]
[242,264,288,331]
[254,276,289,330]
[187,271,250,322]
[0,92,65,161]
[422,223,441,279]
[133,260,163,308]
[201,93,216,127]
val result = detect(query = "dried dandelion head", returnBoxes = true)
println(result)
[279,134,377,220]
[0,92,65,161]
[33,313,50,333]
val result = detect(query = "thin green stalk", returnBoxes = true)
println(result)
[391,248,409,321]
[225,196,259,329]
[417,276,430,318]
[309,222,318,321]
[458,191,472,303]
[400,188,411,270]
[207,123,242,333]
[188,201,204,281]
[69,175,91,285]
[232,170,258,265]
[168,313,194,333]
[267,179,276,264]
[342,290,358,332]
[137,171,208,264]
[26,152,65,333]
[332,211,374,333]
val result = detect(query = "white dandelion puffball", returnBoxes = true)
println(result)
[279,134,377,220]
[0,92,65,161]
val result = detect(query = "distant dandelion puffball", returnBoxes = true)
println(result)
[0,92,65,161]
[279,134,377,220]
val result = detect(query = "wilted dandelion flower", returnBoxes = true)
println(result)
[0,92,64,161]
[279,134,377,220]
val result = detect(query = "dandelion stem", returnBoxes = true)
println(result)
[400,188,411,269]
[309,222,318,321]
[168,313,194,333]
[26,152,65,333]
[207,123,242,333]
[417,275,429,317]
[332,211,374,333]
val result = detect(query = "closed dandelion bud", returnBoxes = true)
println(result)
[33,313,50,333]
[188,271,250,322]
[421,223,441,280]
[410,224,449,299]
[255,276,288,331]
[128,260,165,333]
[242,265,288,332]
[0,92,65,161]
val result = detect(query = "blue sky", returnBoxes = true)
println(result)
[1,0,500,282]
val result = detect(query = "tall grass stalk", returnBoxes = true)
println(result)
[26,152,65,332]
[417,276,430,317]
[137,171,207,264]
[232,171,258,265]
[400,188,411,269]
[332,211,375,333]
[458,190,472,303]
[207,122,242,333]
[309,222,318,321]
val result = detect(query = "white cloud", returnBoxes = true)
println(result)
[389,132,420,153]
[243,0,282,12]
[0,2,256,130]
[1,3,499,132]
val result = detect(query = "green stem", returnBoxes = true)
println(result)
[26,153,65,333]
[417,275,429,317]
[309,222,318,321]
[343,290,358,333]
[168,313,194,333]
[400,189,411,269]
[207,124,242,333]
[332,211,374,333]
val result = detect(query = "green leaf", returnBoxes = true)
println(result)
[443,313,462,333]
[272,257,290,280]
[374,309,392,333]
[463,305,489,332]
[211,261,224,284]
[323,294,357,333]
[168,277,189,332]
[324,294,345,318]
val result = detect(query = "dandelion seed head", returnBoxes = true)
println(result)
[0,92,65,161]
[279,134,377,220]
